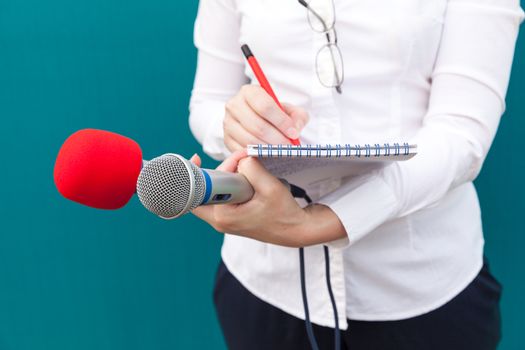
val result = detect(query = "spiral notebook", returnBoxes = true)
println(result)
[247,143,417,160]
[247,143,417,184]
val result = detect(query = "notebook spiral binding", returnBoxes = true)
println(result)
[255,143,412,158]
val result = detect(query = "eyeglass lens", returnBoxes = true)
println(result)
[316,43,344,88]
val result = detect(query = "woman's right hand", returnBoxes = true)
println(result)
[223,85,310,152]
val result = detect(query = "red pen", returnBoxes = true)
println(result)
[241,44,301,145]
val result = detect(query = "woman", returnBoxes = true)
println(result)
[188,0,523,349]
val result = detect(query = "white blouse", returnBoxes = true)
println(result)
[189,0,524,328]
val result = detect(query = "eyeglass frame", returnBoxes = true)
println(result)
[298,0,344,94]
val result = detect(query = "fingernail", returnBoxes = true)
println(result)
[286,127,299,139]
[295,120,304,131]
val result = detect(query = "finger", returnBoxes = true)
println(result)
[237,157,283,194]
[243,85,299,139]
[224,136,245,153]
[282,103,310,131]
[189,153,202,167]
[227,101,290,145]
[217,150,248,173]
[224,118,267,146]
[191,206,215,225]
[193,204,240,234]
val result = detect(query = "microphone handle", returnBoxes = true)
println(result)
[201,169,254,205]
[200,169,290,205]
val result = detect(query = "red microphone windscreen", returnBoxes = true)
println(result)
[54,129,143,209]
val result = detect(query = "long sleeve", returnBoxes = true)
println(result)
[319,0,524,246]
[189,0,247,160]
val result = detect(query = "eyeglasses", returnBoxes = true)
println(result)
[298,0,344,94]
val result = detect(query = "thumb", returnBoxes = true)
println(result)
[237,157,283,193]
[282,103,309,132]
[217,149,248,173]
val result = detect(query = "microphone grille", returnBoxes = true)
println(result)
[136,154,205,218]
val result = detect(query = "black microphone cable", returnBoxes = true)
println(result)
[290,183,341,350]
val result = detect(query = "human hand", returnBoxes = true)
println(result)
[223,85,309,152]
[189,152,347,247]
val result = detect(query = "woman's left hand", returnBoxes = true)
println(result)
[190,152,347,247]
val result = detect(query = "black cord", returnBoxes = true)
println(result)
[324,246,341,349]
[291,183,340,350]
[299,247,320,350]
[290,183,313,204]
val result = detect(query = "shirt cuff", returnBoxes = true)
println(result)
[202,110,231,161]
[189,101,231,161]
[318,174,400,248]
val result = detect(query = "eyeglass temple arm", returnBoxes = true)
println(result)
[297,0,309,7]
[297,0,330,33]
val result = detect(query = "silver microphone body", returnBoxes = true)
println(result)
[203,169,254,205]
[136,154,254,219]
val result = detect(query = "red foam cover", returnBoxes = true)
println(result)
[54,129,143,209]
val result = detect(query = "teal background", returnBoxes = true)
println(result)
[0,0,523,349]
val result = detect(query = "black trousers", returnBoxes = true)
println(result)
[213,259,502,350]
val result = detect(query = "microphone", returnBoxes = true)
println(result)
[137,153,253,219]
[53,129,254,218]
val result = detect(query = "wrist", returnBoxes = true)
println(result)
[299,204,347,246]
